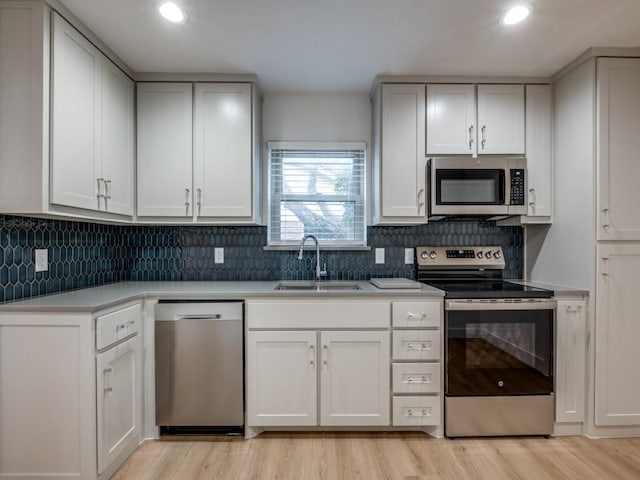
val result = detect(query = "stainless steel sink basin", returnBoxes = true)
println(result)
[274,281,362,291]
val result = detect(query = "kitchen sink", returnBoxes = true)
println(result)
[274,281,362,291]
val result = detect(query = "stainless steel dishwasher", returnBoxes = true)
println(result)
[155,301,243,433]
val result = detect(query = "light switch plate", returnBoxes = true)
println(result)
[405,248,414,264]
[35,249,48,272]
[375,248,385,264]
[214,247,224,264]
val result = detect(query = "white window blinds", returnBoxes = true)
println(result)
[268,142,366,246]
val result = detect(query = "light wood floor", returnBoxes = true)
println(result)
[112,432,640,480]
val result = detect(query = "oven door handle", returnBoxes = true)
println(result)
[446,300,557,311]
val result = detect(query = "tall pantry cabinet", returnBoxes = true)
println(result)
[528,54,640,436]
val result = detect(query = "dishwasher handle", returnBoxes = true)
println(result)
[176,314,222,320]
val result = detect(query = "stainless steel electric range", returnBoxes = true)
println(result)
[416,246,556,437]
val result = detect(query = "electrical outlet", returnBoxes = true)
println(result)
[375,248,385,264]
[405,248,414,264]
[214,247,224,264]
[35,249,48,272]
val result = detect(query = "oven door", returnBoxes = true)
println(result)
[445,299,555,396]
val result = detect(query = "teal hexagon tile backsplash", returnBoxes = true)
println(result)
[0,215,523,303]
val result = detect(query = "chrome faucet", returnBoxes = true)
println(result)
[298,234,327,281]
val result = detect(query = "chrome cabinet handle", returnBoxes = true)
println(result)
[104,179,111,200]
[323,345,328,367]
[481,125,486,150]
[407,312,427,320]
[185,188,190,215]
[104,364,113,394]
[96,178,105,208]
[468,125,474,151]
[197,188,202,216]
[309,344,315,366]
[602,208,609,229]
[602,257,609,277]
[528,188,536,207]
[417,188,425,213]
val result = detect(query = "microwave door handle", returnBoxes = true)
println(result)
[498,170,506,205]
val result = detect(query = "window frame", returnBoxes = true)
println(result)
[266,141,367,248]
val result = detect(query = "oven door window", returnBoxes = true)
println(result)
[436,169,505,205]
[446,309,553,395]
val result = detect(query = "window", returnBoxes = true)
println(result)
[268,142,366,247]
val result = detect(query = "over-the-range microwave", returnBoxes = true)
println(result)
[427,157,527,218]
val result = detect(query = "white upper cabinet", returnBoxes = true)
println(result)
[101,62,134,216]
[372,84,427,224]
[426,84,476,155]
[136,83,194,218]
[51,12,102,212]
[524,84,552,219]
[477,84,525,154]
[194,83,253,219]
[597,58,640,240]
[137,82,261,223]
[50,12,134,217]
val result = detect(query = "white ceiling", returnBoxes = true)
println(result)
[59,0,640,93]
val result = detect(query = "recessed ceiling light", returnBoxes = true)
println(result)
[501,4,533,25]
[158,2,187,23]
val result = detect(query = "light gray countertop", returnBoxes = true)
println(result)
[0,278,589,313]
[0,280,445,313]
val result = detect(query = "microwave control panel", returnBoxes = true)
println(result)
[510,169,525,205]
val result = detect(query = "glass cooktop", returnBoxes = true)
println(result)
[419,279,554,299]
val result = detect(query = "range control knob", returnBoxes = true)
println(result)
[476,251,484,259]
[494,250,502,259]
[429,251,437,259]
[485,250,493,259]
[420,251,429,260]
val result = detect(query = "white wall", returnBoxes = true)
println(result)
[526,59,596,289]
[262,93,372,222]
[263,93,370,143]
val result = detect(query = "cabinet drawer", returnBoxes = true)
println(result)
[393,396,441,426]
[392,363,440,394]
[96,304,141,350]
[392,301,441,328]
[393,330,440,360]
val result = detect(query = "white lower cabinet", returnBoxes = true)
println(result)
[96,334,142,474]
[246,331,317,426]
[555,298,587,424]
[246,299,392,428]
[390,300,443,428]
[246,329,389,427]
[0,302,142,479]
[595,244,640,426]
[320,331,389,426]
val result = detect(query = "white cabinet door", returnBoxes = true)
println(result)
[525,85,552,218]
[477,84,525,154]
[555,299,586,423]
[194,83,253,219]
[320,330,390,426]
[96,335,142,474]
[426,84,476,155]
[380,84,427,221]
[137,82,193,217]
[101,60,134,216]
[595,244,640,426]
[246,331,317,426]
[51,12,101,211]
[597,58,640,240]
